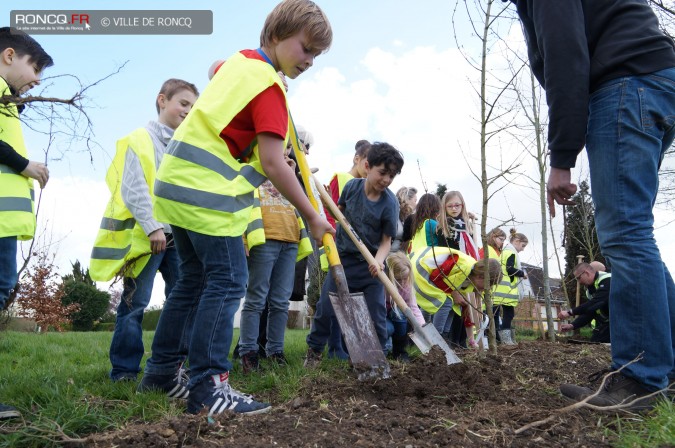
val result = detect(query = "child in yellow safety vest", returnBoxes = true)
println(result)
[90,79,199,384]
[411,246,502,345]
[138,0,334,417]
[0,26,53,422]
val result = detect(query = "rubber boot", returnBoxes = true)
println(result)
[498,330,517,349]
[509,329,519,346]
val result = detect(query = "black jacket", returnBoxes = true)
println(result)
[571,273,610,342]
[511,0,675,169]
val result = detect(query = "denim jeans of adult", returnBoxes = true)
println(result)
[307,255,388,352]
[239,240,298,356]
[586,67,675,391]
[144,226,247,388]
[0,236,18,310]
[109,245,179,380]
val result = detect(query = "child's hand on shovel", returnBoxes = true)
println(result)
[368,261,384,278]
[306,213,335,245]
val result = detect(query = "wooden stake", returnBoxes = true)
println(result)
[575,255,585,307]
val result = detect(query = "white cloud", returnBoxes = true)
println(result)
[17,44,674,314]
[289,44,675,277]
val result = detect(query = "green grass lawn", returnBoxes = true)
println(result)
[0,329,673,447]
[0,329,352,447]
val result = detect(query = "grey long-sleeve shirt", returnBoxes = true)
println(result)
[120,120,173,236]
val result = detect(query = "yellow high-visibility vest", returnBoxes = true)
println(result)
[153,52,287,236]
[0,78,35,240]
[408,219,438,256]
[320,172,354,271]
[244,188,313,261]
[411,246,475,314]
[89,128,156,281]
[493,245,520,307]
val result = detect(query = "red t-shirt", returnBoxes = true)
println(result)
[216,49,288,159]
[326,174,340,229]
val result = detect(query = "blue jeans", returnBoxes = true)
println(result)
[109,245,179,380]
[307,256,388,352]
[0,236,18,310]
[386,308,408,352]
[144,226,247,387]
[239,240,298,356]
[586,67,675,391]
[432,298,453,334]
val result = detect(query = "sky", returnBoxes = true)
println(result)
[6,1,675,308]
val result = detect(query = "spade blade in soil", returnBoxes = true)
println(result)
[328,291,390,380]
[409,323,462,365]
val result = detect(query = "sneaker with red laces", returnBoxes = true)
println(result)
[560,372,665,412]
[187,372,271,416]
[240,351,260,374]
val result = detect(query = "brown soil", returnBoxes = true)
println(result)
[75,340,623,447]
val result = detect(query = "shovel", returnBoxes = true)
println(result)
[289,123,389,380]
[310,174,461,365]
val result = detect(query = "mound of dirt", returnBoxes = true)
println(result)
[74,340,620,447]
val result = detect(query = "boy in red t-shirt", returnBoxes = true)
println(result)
[139,0,334,417]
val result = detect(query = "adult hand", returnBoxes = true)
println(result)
[559,310,571,319]
[368,261,384,278]
[560,323,574,332]
[546,167,577,218]
[22,161,49,188]
[148,229,166,254]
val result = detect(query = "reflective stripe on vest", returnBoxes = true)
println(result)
[154,52,287,237]
[410,246,475,314]
[320,172,354,271]
[0,79,36,240]
[586,271,612,300]
[492,245,520,306]
[244,193,312,262]
[89,128,156,281]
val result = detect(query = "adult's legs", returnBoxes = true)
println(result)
[586,69,675,390]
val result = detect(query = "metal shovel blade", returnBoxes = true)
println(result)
[328,291,390,380]
[409,322,462,365]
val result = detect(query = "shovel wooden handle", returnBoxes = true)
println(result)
[288,124,341,268]
[311,175,421,325]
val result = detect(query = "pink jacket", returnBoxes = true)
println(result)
[387,284,426,326]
